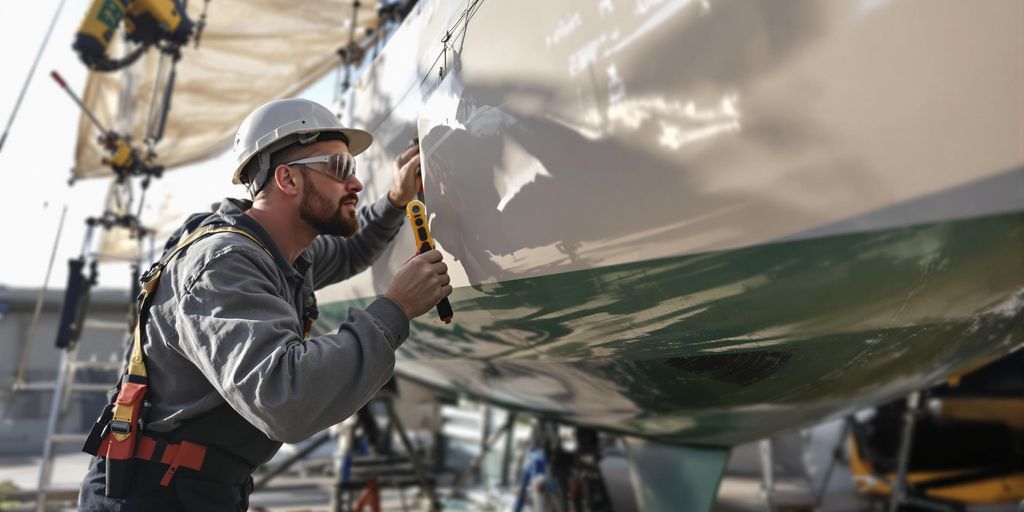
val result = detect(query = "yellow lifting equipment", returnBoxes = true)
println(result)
[73,0,193,72]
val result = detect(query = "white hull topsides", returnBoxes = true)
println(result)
[318,0,1023,305]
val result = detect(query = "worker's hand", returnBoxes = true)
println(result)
[387,144,421,208]
[384,249,453,320]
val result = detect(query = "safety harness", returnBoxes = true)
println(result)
[83,225,272,497]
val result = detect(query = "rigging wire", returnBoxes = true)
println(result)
[0,0,69,154]
[369,0,485,133]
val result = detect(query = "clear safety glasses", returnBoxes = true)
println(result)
[285,153,357,183]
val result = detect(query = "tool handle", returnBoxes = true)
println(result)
[435,297,453,324]
[406,200,453,324]
[413,240,453,324]
[50,70,68,88]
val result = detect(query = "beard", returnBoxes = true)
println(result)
[298,178,359,237]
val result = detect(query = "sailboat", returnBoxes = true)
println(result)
[61,0,1024,508]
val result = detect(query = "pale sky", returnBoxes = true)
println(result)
[0,0,334,290]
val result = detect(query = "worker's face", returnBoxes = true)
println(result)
[295,140,364,237]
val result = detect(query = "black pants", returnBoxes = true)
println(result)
[78,456,253,511]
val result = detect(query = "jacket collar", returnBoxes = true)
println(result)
[199,198,311,279]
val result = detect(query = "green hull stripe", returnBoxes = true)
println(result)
[318,212,1024,445]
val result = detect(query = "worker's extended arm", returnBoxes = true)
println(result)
[307,194,405,290]
[175,246,409,443]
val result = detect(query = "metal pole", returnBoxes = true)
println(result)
[449,415,513,496]
[151,58,177,146]
[759,438,775,512]
[51,71,109,134]
[815,416,853,506]
[143,53,170,144]
[12,204,68,391]
[332,426,357,512]
[340,0,361,91]
[253,430,334,490]
[34,347,75,512]
[479,406,492,485]
[888,392,922,512]
[80,223,96,259]
[501,412,516,487]
[0,0,68,154]
[385,398,440,512]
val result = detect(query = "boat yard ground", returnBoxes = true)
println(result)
[1,438,1018,511]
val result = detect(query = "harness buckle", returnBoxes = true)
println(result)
[109,420,132,436]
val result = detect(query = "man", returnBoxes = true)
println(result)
[78,98,452,509]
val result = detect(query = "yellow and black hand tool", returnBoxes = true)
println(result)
[406,200,453,324]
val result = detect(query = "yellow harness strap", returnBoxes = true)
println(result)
[126,226,272,378]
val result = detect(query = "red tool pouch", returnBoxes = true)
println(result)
[101,379,148,498]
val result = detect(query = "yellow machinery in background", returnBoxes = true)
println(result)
[65,0,208,179]
[51,70,163,182]
[73,0,193,71]
[848,350,1024,508]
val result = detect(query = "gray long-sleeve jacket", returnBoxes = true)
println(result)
[142,195,407,443]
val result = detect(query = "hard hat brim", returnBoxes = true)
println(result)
[232,127,373,185]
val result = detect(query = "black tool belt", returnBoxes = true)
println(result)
[130,433,256,487]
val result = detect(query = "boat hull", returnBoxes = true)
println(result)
[315,0,1024,446]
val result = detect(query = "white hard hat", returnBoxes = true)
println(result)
[232,98,372,186]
